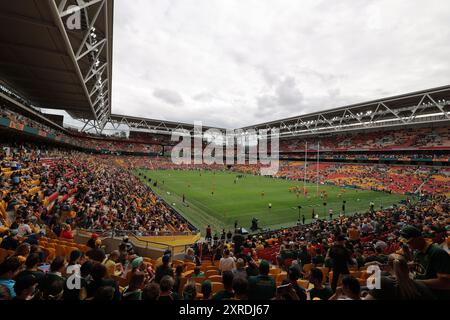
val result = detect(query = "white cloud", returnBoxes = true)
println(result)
[111,0,450,128]
[256,76,304,117]
[153,88,184,106]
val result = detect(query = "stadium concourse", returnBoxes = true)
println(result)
[0,107,449,301]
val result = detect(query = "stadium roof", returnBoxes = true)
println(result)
[0,0,114,128]
[108,114,226,135]
[239,85,450,137]
[103,86,450,137]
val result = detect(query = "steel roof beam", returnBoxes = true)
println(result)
[59,0,104,18]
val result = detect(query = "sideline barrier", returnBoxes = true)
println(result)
[76,229,201,257]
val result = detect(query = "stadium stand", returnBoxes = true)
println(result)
[0,122,449,300]
[0,0,448,302]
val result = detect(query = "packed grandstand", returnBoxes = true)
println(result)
[0,0,449,303]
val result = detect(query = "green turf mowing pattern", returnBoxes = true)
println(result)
[135,169,407,234]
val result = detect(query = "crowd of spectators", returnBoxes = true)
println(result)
[1,107,164,155]
[279,127,450,152]
[281,152,450,162]
[0,144,195,239]
[0,108,448,301]
[0,192,448,301]
[270,162,450,195]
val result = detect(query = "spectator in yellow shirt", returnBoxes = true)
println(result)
[104,250,123,277]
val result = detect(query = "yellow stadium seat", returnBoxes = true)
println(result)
[275,272,287,285]
[297,279,309,289]
[172,259,184,266]
[317,267,329,284]
[193,276,206,284]
[205,269,219,278]
[205,265,219,272]
[55,244,66,257]
[45,248,56,262]
[269,267,281,275]
[211,282,224,294]
[184,262,196,271]
[182,270,194,278]
[201,260,212,266]
[208,275,222,282]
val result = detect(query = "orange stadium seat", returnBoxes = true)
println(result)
[211,282,224,294]
[207,275,222,282]
[205,269,219,278]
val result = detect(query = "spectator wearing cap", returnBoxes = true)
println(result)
[399,225,450,300]
[248,260,276,300]
[126,256,145,283]
[326,234,352,292]
[154,254,174,283]
[121,236,134,255]
[87,233,99,249]
[154,249,171,268]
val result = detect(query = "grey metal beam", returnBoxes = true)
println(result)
[48,0,98,120]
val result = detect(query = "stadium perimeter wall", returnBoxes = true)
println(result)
[75,230,201,259]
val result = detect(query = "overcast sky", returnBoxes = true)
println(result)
[110,0,450,129]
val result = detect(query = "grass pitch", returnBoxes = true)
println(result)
[135,169,407,234]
